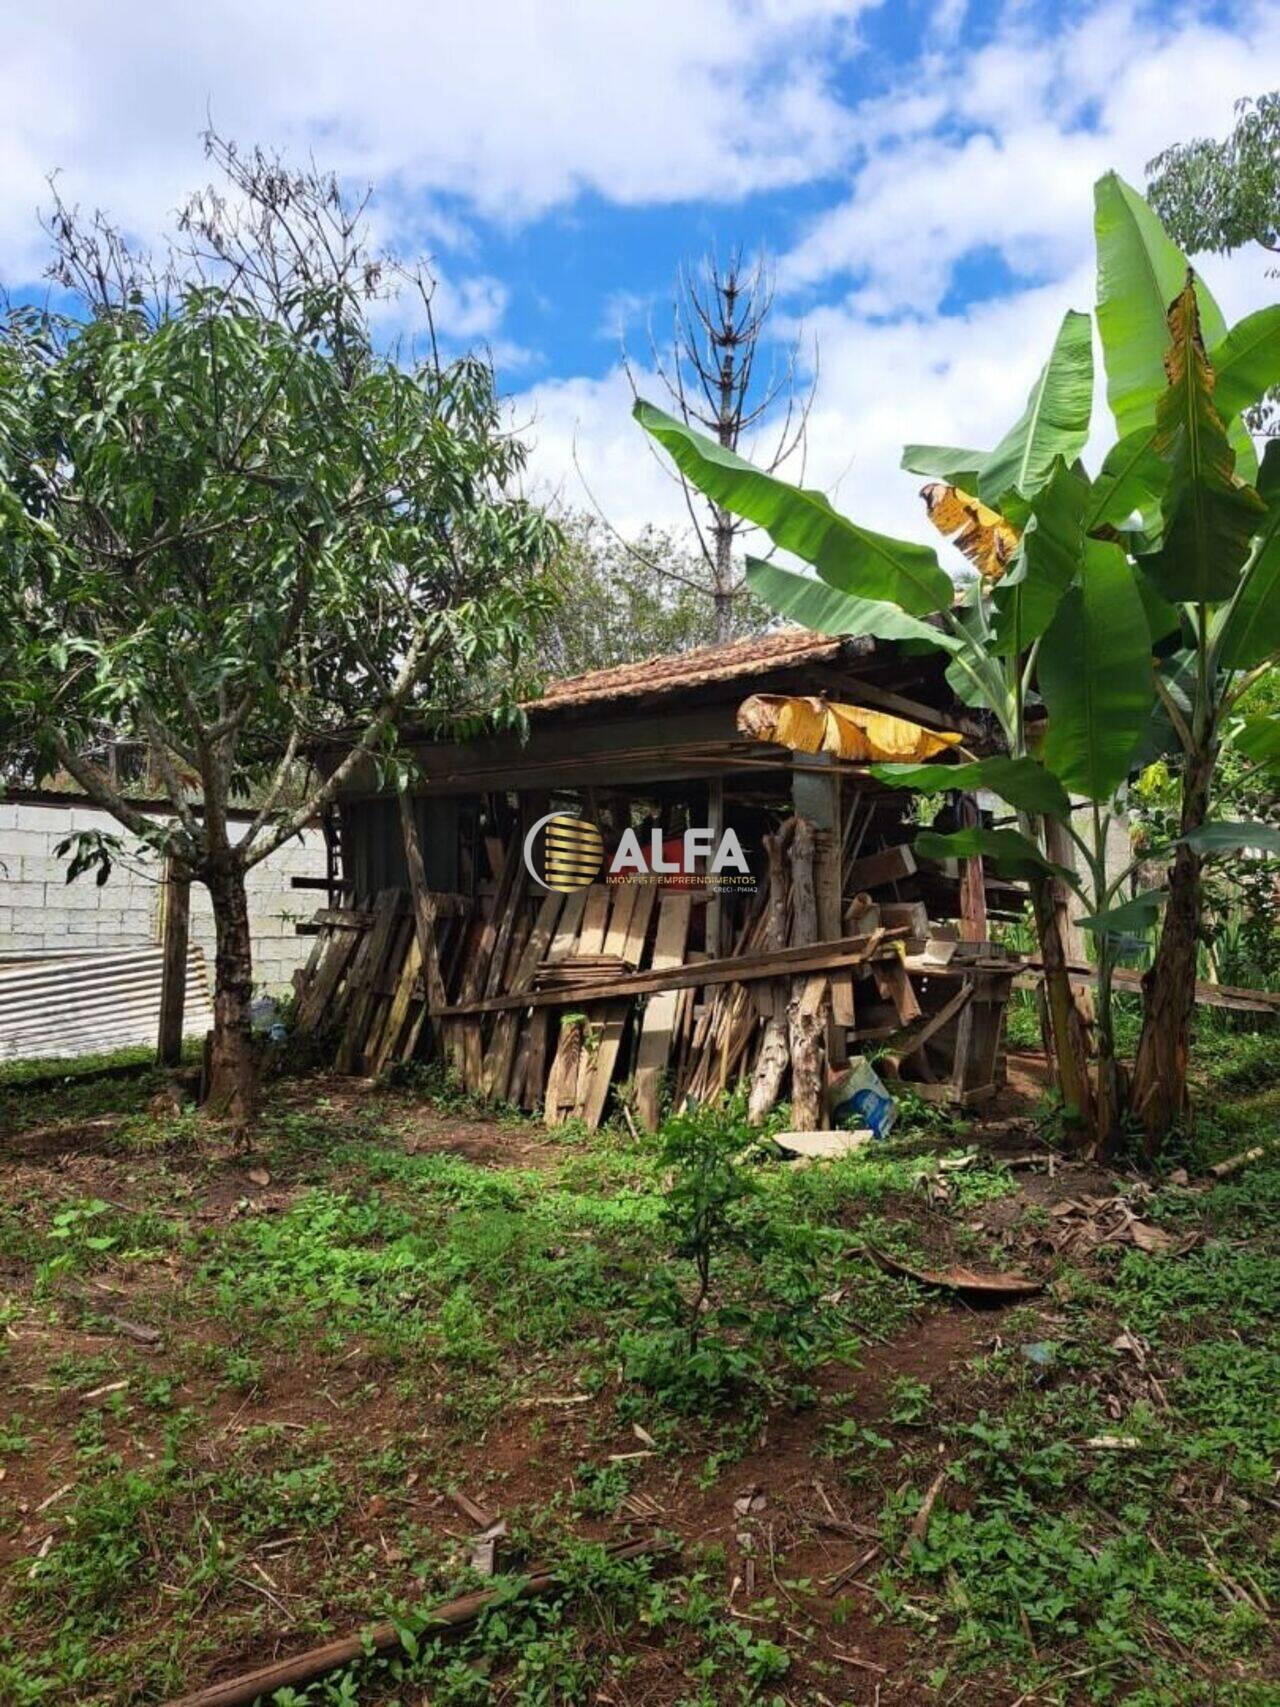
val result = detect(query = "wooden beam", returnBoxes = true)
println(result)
[846,842,917,892]
[1019,962,1280,1016]
[156,856,190,1068]
[434,926,904,1018]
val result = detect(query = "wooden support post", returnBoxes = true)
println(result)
[397,789,448,1036]
[157,855,190,1068]
[705,777,724,960]
[957,794,988,943]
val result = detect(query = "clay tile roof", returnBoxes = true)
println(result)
[525,628,854,713]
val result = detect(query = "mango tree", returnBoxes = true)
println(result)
[633,173,1279,1150]
[0,143,558,1126]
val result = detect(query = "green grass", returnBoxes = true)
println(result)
[0,1027,1275,1703]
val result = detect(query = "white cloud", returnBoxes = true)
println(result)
[518,1,1280,564]
[0,0,868,289]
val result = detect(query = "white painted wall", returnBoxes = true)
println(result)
[0,800,325,992]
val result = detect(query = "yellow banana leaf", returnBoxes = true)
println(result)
[737,694,963,761]
[921,481,1019,581]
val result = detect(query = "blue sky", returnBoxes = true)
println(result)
[2,0,1276,545]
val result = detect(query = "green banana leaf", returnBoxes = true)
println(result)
[990,459,1087,656]
[1142,281,1266,607]
[1093,173,1253,478]
[635,400,953,616]
[870,756,1071,819]
[979,310,1093,507]
[742,557,961,653]
[1214,440,1280,670]
[1233,714,1280,771]
[915,826,1076,887]
[1078,889,1167,937]
[900,444,986,489]
[1040,537,1154,802]
[1180,821,1280,857]
[1208,303,1280,421]
[1085,428,1171,532]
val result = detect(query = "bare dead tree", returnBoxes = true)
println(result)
[626,248,817,643]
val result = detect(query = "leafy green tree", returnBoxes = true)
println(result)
[633,174,1280,1152]
[1147,92,1279,435]
[0,139,557,1124]
[535,512,769,678]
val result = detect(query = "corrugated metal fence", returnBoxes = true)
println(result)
[0,946,213,1062]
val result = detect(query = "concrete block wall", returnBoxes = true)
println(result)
[0,800,325,994]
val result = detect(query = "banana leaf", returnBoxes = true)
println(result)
[915,825,1076,887]
[743,557,961,653]
[1039,538,1154,802]
[1093,172,1251,477]
[979,310,1093,508]
[1140,280,1266,608]
[635,400,952,616]
[1213,439,1280,670]
[870,755,1071,819]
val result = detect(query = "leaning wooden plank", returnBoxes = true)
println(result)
[371,934,424,1075]
[580,1000,631,1129]
[620,882,657,968]
[434,927,907,1018]
[398,791,448,1025]
[544,1015,585,1127]
[334,890,401,1071]
[295,928,359,1034]
[577,884,611,955]
[634,891,694,1131]
[789,974,829,1130]
[482,891,563,1101]
[602,883,639,959]
[362,916,414,1068]
[546,888,588,962]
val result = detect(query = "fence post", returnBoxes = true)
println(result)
[157,855,191,1067]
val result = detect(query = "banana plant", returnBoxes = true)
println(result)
[633,174,1280,1150]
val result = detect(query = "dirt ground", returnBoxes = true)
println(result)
[1,1056,1276,1705]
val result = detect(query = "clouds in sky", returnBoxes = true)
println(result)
[1,0,1275,553]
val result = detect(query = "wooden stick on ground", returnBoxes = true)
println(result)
[163,1536,672,1707]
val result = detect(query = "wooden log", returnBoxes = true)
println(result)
[789,974,829,1130]
[748,830,791,1126]
[162,1538,670,1707]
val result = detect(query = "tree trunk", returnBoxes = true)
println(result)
[205,858,259,1129]
[1028,872,1093,1133]
[1130,748,1213,1155]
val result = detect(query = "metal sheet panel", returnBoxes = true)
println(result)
[0,946,213,1062]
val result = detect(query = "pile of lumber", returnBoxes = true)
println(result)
[292,805,1024,1125]
[291,891,472,1076]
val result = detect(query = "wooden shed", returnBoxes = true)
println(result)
[297,628,1022,1125]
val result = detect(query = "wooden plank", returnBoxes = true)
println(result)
[847,843,917,892]
[872,955,923,1024]
[634,891,694,1131]
[546,888,588,962]
[602,884,638,959]
[372,934,423,1074]
[1017,962,1280,1015]
[577,885,611,956]
[335,890,402,1072]
[580,1000,630,1129]
[481,891,564,1101]
[620,883,657,968]
[295,927,358,1034]
[705,778,724,959]
[435,927,905,1018]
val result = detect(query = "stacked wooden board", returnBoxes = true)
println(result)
[291,811,1023,1126]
